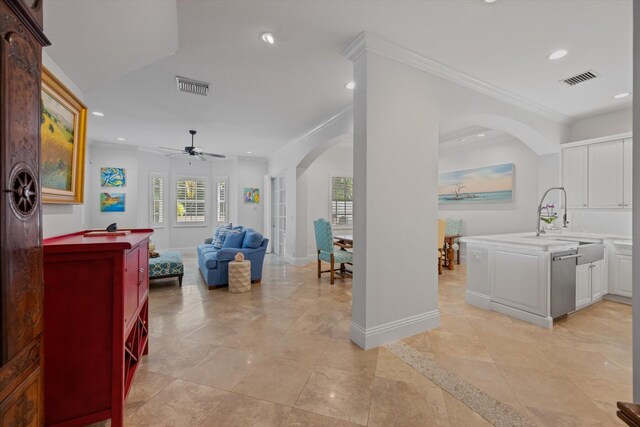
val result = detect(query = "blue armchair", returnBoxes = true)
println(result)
[197,226,269,288]
[314,218,352,285]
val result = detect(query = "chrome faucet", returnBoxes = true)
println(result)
[536,186,569,236]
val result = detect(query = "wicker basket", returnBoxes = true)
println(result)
[228,260,251,293]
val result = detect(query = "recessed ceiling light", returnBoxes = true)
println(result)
[116,137,126,141]
[92,111,104,117]
[246,151,252,154]
[613,92,630,99]
[548,49,568,60]
[484,0,497,3]
[477,133,486,137]
[458,138,466,142]
[260,32,274,44]
[345,81,355,90]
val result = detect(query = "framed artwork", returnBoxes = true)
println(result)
[243,188,260,204]
[100,193,125,212]
[100,167,126,187]
[41,67,87,204]
[439,163,514,205]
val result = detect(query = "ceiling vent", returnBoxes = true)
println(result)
[560,70,600,86]
[176,76,210,96]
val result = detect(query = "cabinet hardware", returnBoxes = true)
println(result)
[139,268,144,273]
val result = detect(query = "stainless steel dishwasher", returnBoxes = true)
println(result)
[550,249,581,318]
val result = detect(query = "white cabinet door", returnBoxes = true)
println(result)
[562,146,589,208]
[623,139,633,208]
[590,260,604,300]
[615,255,633,298]
[588,140,624,208]
[576,263,592,309]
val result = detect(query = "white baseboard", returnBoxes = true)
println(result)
[350,309,440,350]
[465,290,552,329]
[465,290,491,309]
[603,293,632,305]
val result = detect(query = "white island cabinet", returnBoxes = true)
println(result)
[461,232,631,328]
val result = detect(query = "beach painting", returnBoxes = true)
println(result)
[243,188,260,204]
[100,167,126,187]
[439,163,513,205]
[100,192,125,212]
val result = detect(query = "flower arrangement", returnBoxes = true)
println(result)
[540,203,558,224]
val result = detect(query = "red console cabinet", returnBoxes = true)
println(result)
[43,229,153,427]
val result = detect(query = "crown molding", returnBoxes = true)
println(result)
[342,32,573,125]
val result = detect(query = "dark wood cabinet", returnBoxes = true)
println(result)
[43,230,153,427]
[0,0,49,425]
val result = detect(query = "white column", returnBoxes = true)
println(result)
[349,48,441,349]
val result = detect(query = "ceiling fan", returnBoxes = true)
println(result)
[159,130,226,160]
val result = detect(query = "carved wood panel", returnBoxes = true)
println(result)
[0,0,46,424]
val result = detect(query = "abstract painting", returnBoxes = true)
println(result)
[100,193,125,212]
[439,163,514,205]
[243,188,260,204]
[100,167,126,187]
[41,67,87,204]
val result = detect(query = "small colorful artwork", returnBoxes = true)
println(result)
[439,163,514,205]
[243,188,260,204]
[100,167,126,187]
[100,192,125,212]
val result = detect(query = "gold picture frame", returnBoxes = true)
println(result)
[41,67,87,204]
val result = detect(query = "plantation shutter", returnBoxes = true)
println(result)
[176,178,206,223]
[331,176,353,226]
[216,177,228,223]
[151,176,164,225]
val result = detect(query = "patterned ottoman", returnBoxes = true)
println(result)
[149,251,184,287]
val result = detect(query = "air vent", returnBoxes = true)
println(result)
[176,76,210,96]
[560,70,600,86]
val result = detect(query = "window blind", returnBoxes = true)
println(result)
[331,176,353,226]
[151,176,164,225]
[176,178,206,223]
[216,178,228,223]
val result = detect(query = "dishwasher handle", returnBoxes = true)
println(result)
[553,254,583,261]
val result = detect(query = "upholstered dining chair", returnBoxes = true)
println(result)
[313,218,353,285]
[438,219,447,275]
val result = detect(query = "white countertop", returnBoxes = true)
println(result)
[460,231,632,252]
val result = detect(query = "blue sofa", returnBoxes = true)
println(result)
[197,226,269,288]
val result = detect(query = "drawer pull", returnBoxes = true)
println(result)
[139,268,145,273]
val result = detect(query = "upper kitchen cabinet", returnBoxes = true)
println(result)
[623,139,632,207]
[561,136,632,210]
[562,145,589,208]
[588,140,624,208]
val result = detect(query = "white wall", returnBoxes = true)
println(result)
[86,144,266,250]
[301,143,353,256]
[570,108,632,142]
[41,52,88,238]
[438,137,539,239]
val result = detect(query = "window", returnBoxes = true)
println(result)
[176,178,206,223]
[151,175,165,227]
[216,176,228,223]
[331,176,353,227]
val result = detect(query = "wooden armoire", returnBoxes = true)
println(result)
[0,0,49,426]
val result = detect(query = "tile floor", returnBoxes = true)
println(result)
[97,254,631,426]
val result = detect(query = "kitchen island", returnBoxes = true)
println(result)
[460,232,631,328]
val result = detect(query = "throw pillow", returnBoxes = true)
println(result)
[222,230,246,249]
[242,229,263,249]
[213,225,233,249]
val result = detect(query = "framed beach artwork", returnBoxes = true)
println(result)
[243,188,260,204]
[101,167,126,187]
[100,193,125,212]
[439,163,514,205]
[41,67,87,204]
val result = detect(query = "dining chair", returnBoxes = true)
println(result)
[445,218,463,265]
[313,218,353,285]
[438,219,447,275]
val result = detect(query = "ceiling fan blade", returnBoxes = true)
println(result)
[166,152,186,157]
[196,154,207,162]
[200,152,226,159]
[158,146,185,152]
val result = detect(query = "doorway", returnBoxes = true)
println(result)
[271,174,286,257]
